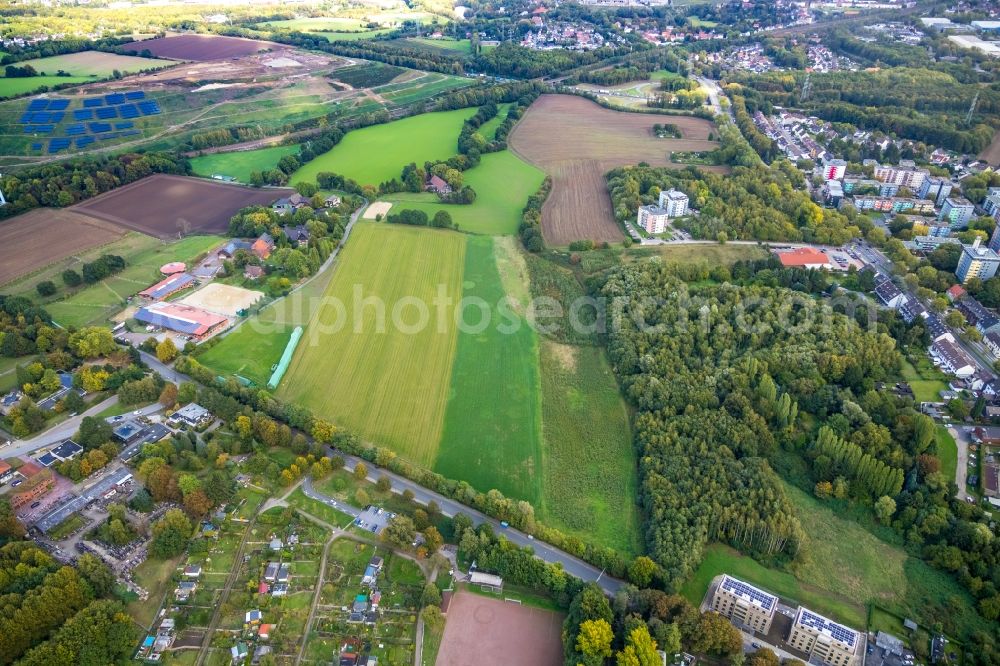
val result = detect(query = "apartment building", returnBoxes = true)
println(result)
[787,607,861,666]
[956,239,1000,283]
[822,158,847,181]
[710,575,777,634]
[851,196,934,214]
[939,197,976,228]
[873,164,928,190]
[637,205,670,234]
[658,189,689,217]
[918,177,954,207]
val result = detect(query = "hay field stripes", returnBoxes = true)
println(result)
[277,223,466,466]
[434,236,544,503]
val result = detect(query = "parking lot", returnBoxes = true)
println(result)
[355,505,395,535]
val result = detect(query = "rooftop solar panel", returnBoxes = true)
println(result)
[797,609,857,648]
[27,99,48,111]
[95,107,118,119]
[48,99,69,110]
[720,576,777,611]
[104,93,125,105]
[125,90,145,100]
[83,97,103,107]
[72,108,94,120]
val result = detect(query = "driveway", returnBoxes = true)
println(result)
[951,425,970,499]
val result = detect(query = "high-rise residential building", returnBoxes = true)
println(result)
[918,177,954,206]
[940,197,976,228]
[988,225,1000,253]
[873,164,928,190]
[709,575,777,634]
[637,205,670,234]
[957,238,1000,283]
[822,158,847,181]
[657,189,689,217]
[983,189,1000,219]
[787,607,861,666]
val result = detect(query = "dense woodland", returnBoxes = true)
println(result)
[0,542,134,665]
[597,262,1000,658]
[607,163,864,243]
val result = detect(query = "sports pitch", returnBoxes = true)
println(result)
[278,222,466,465]
[290,107,476,187]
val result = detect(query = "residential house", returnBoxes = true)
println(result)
[245,609,263,625]
[873,275,905,308]
[426,175,452,194]
[923,313,952,342]
[184,564,202,578]
[0,391,22,416]
[244,265,265,281]
[272,582,288,597]
[362,556,384,586]
[231,642,249,664]
[175,580,197,602]
[251,233,274,260]
[325,195,342,208]
[273,193,310,215]
[264,561,279,582]
[276,564,290,583]
[282,225,311,246]
[930,339,977,378]
[985,330,1000,359]
[170,403,213,428]
[947,284,967,302]
[269,537,283,551]
[956,297,1000,331]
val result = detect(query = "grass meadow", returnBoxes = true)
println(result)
[434,236,544,502]
[197,324,292,387]
[683,482,989,639]
[0,76,90,98]
[290,108,476,186]
[381,150,544,235]
[402,37,474,54]
[189,144,300,183]
[538,341,640,555]
[18,51,172,77]
[45,234,224,328]
[278,223,466,465]
[936,426,958,485]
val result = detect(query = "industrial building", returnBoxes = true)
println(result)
[134,302,228,339]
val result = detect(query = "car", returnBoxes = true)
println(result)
[30,501,40,509]
[751,643,761,649]
[500,521,509,529]
[133,410,140,416]
[528,535,534,540]
[11,479,22,487]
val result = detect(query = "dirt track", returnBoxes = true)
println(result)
[71,174,289,239]
[0,209,127,285]
[980,128,1000,166]
[508,94,722,246]
[436,591,563,666]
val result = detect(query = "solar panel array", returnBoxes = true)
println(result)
[797,609,857,647]
[720,576,777,611]
[19,91,154,154]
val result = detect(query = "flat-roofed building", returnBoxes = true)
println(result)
[787,607,861,666]
[710,575,777,634]
[637,205,670,234]
[658,189,689,217]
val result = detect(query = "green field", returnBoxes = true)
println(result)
[278,223,466,465]
[290,108,476,186]
[189,144,301,184]
[538,341,640,555]
[315,29,395,41]
[682,482,989,638]
[900,357,949,403]
[475,103,512,140]
[17,51,172,77]
[434,236,543,502]
[936,426,958,485]
[381,150,545,235]
[403,37,474,54]
[197,324,291,387]
[258,17,370,31]
[0,76,90,99]
[45,234,224,328]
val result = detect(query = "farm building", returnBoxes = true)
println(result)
[135,302,228,339]
[426,174,452,194]
[139,272,196,300]
[251,233,275,259]
[218,239,252,258]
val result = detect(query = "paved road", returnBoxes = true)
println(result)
[304,469,624,595]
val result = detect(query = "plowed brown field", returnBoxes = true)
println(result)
[71,174,289,239]
[509,94,723,246]
[121,34,276,61]
[0,209,127,285]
